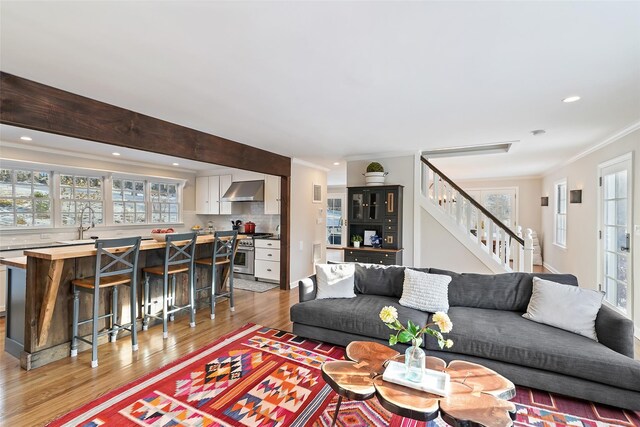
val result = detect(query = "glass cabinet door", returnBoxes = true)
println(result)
[351,192,364,222]
[367,190,383,221]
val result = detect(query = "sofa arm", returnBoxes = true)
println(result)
[595,304,635,358]
[298,275,318,302]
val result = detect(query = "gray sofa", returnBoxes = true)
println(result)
[290,264,640,410]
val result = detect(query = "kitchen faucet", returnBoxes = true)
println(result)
[78,205,96,240]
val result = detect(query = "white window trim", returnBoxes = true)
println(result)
[554,178,567,248]
[0,159,186,233]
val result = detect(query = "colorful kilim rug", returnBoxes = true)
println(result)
[48,324,640,427]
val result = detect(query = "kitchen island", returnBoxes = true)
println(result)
[0,235,243,370]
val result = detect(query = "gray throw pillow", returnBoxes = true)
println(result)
[315,263,356,299]
[399,268,451,313]
[523,277,603,341]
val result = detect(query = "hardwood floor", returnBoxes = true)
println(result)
[0,287,298,427]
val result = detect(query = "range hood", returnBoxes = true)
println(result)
[221,180,264,202]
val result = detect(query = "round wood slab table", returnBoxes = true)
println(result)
[321,341,517,427]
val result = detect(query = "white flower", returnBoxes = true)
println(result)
[445,339,454,348]
[433,312,453,333]
[379,306,398,323]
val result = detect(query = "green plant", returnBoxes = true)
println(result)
[351,234,363,242]
[366,162,385,173]
[379,306,454,349]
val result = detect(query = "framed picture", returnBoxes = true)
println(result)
[364,230,376,246]
[312,184,322,203]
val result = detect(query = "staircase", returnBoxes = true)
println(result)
[419,157,533,273]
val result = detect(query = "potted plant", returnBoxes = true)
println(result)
[351,234,363,248]
[364,162,388,186]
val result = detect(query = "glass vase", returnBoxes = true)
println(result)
[404,341,425,383]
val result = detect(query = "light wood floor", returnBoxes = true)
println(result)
[0,286,638,426]
[0,287,298,427]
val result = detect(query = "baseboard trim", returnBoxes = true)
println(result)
[289,281,299,289]
[542,262,560,274]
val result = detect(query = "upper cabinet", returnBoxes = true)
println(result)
[264,175,280,215]
[196,175,232,215]
[349,188,384,223]
[347,185,403,250]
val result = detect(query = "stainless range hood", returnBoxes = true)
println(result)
[221,180,264,202]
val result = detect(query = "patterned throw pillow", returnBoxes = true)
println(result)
[315,263,357,299]
[399,268,452,313]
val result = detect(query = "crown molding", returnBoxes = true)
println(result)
[543,120,640,177]
[292,158,330,172]
[344,150,418,162]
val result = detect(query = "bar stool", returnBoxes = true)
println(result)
[142,232,197,338]
[195,230,238,319]
[71,236,142,368]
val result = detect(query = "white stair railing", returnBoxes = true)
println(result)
[420,157,533,273]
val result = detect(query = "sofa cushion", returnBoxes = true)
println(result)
[430,269,579,311]
[399,269,451,313]
[354,264,413,297]
[438,307,640,392]
[290,295,430,344]
[523,277,603,341]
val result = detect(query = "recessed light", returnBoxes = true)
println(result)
[112,152,121,156]
[172,162,179,166]
[333,162,340,166]
[562,96,581,103]
[531,129,546,136]
[20,136,32,141]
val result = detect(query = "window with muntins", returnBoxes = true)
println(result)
[112,178,146,224]
[0,168,52,227]
[150,181,179,223]
[60,174,104,226]
[554,180,567,247]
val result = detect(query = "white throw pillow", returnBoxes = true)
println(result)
[523,277,603,341]
[399,269,451,313]
[315,263,356,299]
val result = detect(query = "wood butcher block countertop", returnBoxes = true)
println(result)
[0,256,27,269]
[23,234,248,261]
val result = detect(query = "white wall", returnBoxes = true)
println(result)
[290,161,327,284]
[347,156,415,266]
[421,209,493,273]
[541,129,640,333]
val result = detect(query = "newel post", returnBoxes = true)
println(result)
[523,228,534,273]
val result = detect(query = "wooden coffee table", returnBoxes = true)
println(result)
[321,341,516,427]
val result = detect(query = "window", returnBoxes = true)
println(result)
[554,180,567,247]
[150,181,179,223]
[60,174,104,226]
[0,168,52,227]
[112,178,146,224]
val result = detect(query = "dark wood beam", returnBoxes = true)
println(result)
[1,72,292,290]
[0,72,291,177]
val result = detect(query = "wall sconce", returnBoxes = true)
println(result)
[541,197,549,206]
[570,190,582,204]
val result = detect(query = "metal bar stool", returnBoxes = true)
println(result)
[142,232,197,338]
[71,236,142,368]
[195,230,238,319]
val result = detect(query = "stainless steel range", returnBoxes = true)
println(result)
[233,233,272,277]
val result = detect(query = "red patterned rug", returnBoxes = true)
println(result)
[48,324,640,427]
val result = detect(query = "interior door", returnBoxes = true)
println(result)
[327,193,346,247]
[599,155,633,316]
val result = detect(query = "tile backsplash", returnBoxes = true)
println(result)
[195,202,280,234]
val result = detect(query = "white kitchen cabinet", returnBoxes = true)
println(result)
[196,175,232,215]
[255,239,280,282]
[264,175,281,215]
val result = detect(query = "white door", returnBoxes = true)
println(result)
[327,193,347,247]
[208,176,220,215]
[466,188,518,230]
[195,176,210,214]
[599,154,633,316]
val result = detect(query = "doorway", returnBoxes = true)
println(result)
[326,193,347,247]
[598,153,633,316]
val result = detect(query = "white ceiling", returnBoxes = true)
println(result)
[1,1,639,180]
